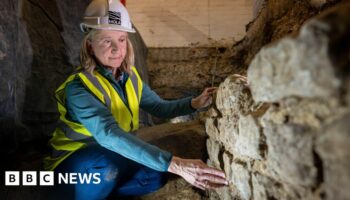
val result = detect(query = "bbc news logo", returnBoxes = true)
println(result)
[5,171,54,186]
[5,171,101,186]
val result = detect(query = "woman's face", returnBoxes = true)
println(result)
[89,30,128,69]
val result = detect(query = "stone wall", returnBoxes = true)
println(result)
[206,2,350,200]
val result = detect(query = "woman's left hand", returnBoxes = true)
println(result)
[191,87,218,109]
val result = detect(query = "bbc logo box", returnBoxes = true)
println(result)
[5,171,54,186]
[5,171,19,186]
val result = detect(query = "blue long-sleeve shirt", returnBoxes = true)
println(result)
[65,66,196,172]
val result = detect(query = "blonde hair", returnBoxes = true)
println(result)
[79,29,135,75]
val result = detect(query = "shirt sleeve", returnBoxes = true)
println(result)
[65,79,173,172]
[140,82,197,118]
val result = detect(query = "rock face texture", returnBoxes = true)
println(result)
[206,2,350,200]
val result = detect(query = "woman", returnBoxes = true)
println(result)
[44,0,228,199]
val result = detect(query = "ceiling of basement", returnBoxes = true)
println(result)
[127,0,254,47]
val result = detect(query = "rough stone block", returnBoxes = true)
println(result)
[209,186,233,200]
[261,106,317,187]
[229,162,251,200]
[316,112,350,200]
[205,118,220,142]
[252,173,268,200]
[216,75,254,116]
[217,115,238,153]
[252,173,314,200]
[206,139,222,169]
[236,115,262,160]
[222,152,232,180]
[248,3,350,102]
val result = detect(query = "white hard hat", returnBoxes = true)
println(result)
[80,0,136,33]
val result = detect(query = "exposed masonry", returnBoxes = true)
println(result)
[206,2,350,200]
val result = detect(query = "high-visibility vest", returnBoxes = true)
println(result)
[43,66,143,171]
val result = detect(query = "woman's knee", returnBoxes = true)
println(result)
[74,164,119,199]
[52,147,125,199]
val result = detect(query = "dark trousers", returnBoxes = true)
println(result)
[50,145,168,200]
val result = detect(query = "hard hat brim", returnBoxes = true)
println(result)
[82,23,136,33]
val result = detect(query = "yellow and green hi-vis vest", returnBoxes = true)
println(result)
[43,66,143,171]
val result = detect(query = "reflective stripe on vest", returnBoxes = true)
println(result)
[81,71,112,110]
[44,66,143,171]
[78,68,141,132]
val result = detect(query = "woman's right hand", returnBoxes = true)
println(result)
[167,156,228,190]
